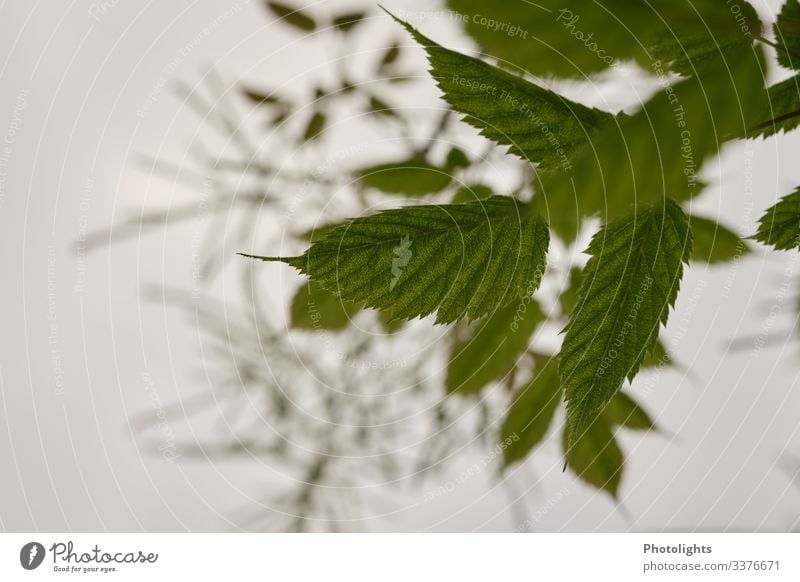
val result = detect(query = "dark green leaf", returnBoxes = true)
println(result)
[290,281,360,330]
[749,75,800,138]
[242,196,550,324]
[266,2,316,32]
[392,13,614,169]
[558,266,584,317]
[775,0,800,70]
[753,187,800,250]
[689,215,749,264]
[560,199,691,447]
[356,158,452,196]
[501,356,562,466]
[446,298,544,395]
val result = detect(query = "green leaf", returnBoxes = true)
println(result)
[447,0,761,78]
[302,110,326,142]
[378,310,404,333]
[533,40,766,242]
[242,87,285,107]
[444,146,470,170]
[446,298,544,395]
[559,199,691,447]
[642,339,672,369]
[332,11,365,33]
[379,43,401,69]
[775,0,800,71]
[603,392,655,431]
[242,196,550,324]
[391,13,614,169]
[749,75,800,138]
[451,183,493,203]
[367,95,398,119]
[563,417,623,498]
[689,215,749,264]
[558,266,584,317]
[501,356,562,466]
[356,158,452,196]
[753,187,800,250]
[265,2,316,32]
[290,281,360,330]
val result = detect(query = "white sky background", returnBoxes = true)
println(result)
[1,0,800,532]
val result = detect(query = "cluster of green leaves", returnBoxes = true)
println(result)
[247,1,800,497]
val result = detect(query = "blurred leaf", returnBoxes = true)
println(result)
[689,215,749,264]
[266,2,316,32]
[775,0,800,71]
[379,310,404,333]
[533,41,766,242]
[558,266,583,317]
[451,183,493,203]
[242,196,550,324]
[563,416,623,498]
[501,356,562,466]
[447,0,761,78]
[642,339,672,369]
[332,11,366,32]
[367,95,398,119]
[753,187,800,250]
[603,392,655,431]
[446,299,544,395]
[748,75,800,138]
[356,158,452,196]
[290,281,360,330]
[393,14,614,169]
[560,200,691,448]
[302,110,327,142]
[379,43,401,69]
[241,87,285,107]
[444,146,470,170]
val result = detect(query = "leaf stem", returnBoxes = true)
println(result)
[755,35,800,64]
[748,107,800,134]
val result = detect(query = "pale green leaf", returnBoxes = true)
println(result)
[642,338,673,369]
[559,199,692,446]
[446,299,544,395]
[356,158,452,196]
[447,0,761,78]
[754,187,800,250]
[332,11,365,33]
[451,183,493,203]
[563,416,623,498]
[689,215,749,264]
[501,356,562,466]
[603,392,655,431]
[392,13,614,169]
[243,196,550,324]
[290,281,359,330]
